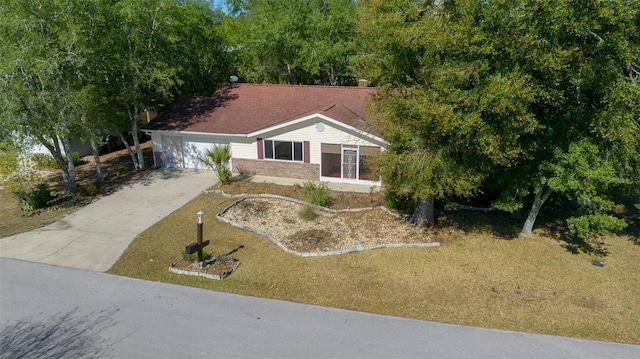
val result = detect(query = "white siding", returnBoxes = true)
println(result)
[229,139,256,160]
[231,118,383,164]
[151,133,162,152]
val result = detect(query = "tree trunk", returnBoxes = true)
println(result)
[82,115,103,184]
[60,136,77,194]
[132,121,145,170]
[521,186,553,236]
[412,195,436,227]
[129,106,145,170]
[120,132,140,169]
[36,133,77,194]
[90,137,103,184]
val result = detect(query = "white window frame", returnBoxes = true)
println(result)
[263,139,304,162]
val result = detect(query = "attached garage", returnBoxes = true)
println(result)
[159,134,228,170]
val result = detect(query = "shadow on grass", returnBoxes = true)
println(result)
[436,209,522,240]
[224,245,245,256]
[618,195,640,246]
[0,307,118,359]
[540,218,610,256]
[434,198,615,256]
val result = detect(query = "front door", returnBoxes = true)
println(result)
[342,147,358,180]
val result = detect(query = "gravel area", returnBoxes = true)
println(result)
[221,197,434,254]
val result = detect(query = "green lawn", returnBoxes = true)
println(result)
[108,190,640,345]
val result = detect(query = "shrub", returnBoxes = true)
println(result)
[78,184,98,197]
[297,205,318,221]
[297,181,331,207]
[70,151,85,166]
[14,183,51,214]
[384,190,402,210]
[31,151,85,170]
[31,153,58,169]
[200,145,232,184]
[383,190,414,213]
[567,214,628,239]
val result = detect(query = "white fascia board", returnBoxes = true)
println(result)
[247,113,390,146]
[143,129,246,139]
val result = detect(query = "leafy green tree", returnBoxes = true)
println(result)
[0,0,98,194]
[94,0,230,170]
[225,0,357,85]
[2,0,230,190]
[356,0,640,233]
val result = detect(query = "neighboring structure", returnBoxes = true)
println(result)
[146,83,386,185]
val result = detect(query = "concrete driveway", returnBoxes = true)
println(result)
[0,169,215,272]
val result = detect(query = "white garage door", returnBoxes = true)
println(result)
[162,135,183,168]
[181,137,229,170]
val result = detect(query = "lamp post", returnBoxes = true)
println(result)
[185,210,210,264]
[196,210,204,262]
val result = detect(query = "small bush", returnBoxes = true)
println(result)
[383,190,414,213]
[567,214,628,239]
[297,205,318,221]
[78,184,98,197]
[297,181,331,207]
[31,153,59,169]
[31,152,85,169]
[14,183,51,214]
[70,151,85,166]
[1,151,42,194]
[200,145,232,184]
[384,190,404,210]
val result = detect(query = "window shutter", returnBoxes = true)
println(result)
[303,141,310,163]
[257,138,263,159]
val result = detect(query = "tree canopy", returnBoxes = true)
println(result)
[0,0,230,192]
[356,0,640,235]
[222,0,358,85]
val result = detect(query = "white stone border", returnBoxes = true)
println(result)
[207,189,440,257]
[169,259,240,280]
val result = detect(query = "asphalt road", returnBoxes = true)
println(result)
[1,258,638,358]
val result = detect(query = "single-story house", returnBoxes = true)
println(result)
[146,82,387,186]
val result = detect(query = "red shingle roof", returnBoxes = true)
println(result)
[149,84,376,135]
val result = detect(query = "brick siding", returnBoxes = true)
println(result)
[233,158,319,181]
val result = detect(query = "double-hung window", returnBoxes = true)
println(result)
[264,140,303,162]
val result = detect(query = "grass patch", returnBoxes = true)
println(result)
[0,188,79,238]
[108,191,640,345]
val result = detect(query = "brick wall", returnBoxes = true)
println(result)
[233,158,319,181]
